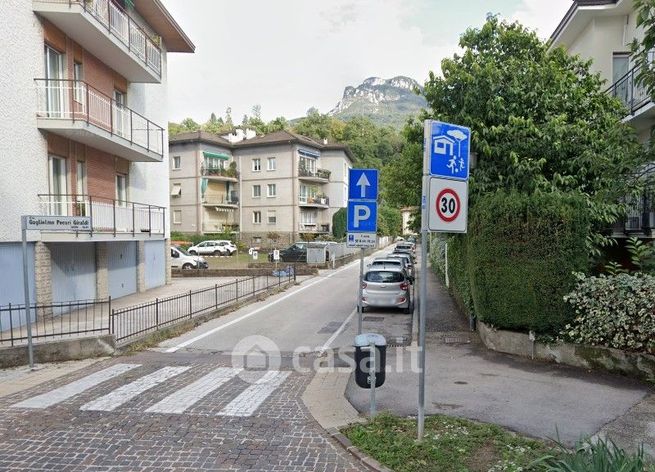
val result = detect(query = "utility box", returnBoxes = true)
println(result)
[354,333,386,388]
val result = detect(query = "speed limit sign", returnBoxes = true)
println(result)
[428,177,468,232]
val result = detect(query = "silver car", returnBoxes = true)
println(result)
[386,253,414,277]
[361,268,412,314]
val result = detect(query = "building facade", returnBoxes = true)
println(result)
[551,0,655,235]
[169,130,353,246]
[0,0,194,307]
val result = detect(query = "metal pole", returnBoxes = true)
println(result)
[369,341,376,418]
[418,122,430,441]
[21,217,35,369]
[358,248,364,334]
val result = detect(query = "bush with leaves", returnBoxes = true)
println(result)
[563,273,655,354]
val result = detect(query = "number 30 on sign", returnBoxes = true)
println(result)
[428,177,468,233]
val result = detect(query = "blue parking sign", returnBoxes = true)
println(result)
[429,121,471,181]
[347,201,377,233]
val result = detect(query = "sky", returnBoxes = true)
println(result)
[161,0,572,124]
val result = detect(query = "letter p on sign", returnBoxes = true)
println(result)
[354,205,370,228]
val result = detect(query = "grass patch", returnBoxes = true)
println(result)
[342,412,551,472]
[207,252,259,269]
[121,321,196,354]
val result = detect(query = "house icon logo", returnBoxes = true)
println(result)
[231,335,281,381]
[433,135,456,156]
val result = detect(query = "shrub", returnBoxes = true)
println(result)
[332,208,347,239]
[467,191,589,333]
[563,273,655,354]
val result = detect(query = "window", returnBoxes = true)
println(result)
[115,173,127,204]
[267,157,276,171]
[252,184,261,198]
[113,90,127,137]
[171,183,182,197]
[267,211,277,225]
[253,211,262,224]
[173,210,182,224]
[613,53,630,105]
[301,210,317,224]
[252,158,261,172]
[73,61,83,103]
[267,184,276,197]
[44,46,63,116]
[172,156,181,169]
[76,160,87,196]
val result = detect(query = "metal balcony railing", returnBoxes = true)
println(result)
[299,195,329,206]
[38,194,165,236]
[203,195,239,206]
[607,63,651,116]
[201,166,239,179]
[298,166,331,180]
[614,192,655,234]
[298,223,330,233]
[38,0,162,77]
[35,79,164,157]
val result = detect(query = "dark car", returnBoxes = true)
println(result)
[268,242,307,262]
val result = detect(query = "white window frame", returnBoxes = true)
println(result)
[252,184,261,198]
[173,210,182,224]
[267,157,276,171]
[267,183,276,197]
[172,155,181,170]
[253,211,262,224]
[252,158,261,172]
[171,183,182,197]
[115,173,127,205]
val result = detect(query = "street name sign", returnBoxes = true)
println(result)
[428,121,471,181]
[24,215,92,232]
[348,169,379,200]
[347,232,377,248]
[427,177,468,233]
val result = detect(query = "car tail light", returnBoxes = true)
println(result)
[398,297,406,303]
[362,282,367,289]
[400,282,409,290]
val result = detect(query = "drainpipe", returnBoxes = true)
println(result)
[196,144,201,234]
[292,145,297,242]
[528,330,536,360]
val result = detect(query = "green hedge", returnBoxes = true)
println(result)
[466,191,590,333]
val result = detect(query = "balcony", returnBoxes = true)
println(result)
[299,195,329,208]
[36,79,164,162]
[33,0,162,83]
[607,63,653,120]
[201,166,239,181]
[613,193,655,237]
[298,166,331,183]
[298,223,330,233]
[202,195,239,209]
[38,194,165,240]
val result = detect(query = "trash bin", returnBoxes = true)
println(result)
[354,333,386,388]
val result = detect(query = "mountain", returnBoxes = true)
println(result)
[328,76,427,128]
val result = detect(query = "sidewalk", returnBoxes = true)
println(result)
[344,265,655,456]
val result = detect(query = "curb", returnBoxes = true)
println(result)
[326,427,394,472]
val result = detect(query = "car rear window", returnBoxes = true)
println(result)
[372,260,401,267]
[365,271,405,283]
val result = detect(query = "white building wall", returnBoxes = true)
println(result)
[0,1,48,243]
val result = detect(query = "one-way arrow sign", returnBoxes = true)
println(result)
[348,169,378,201]
[356,173,370,198]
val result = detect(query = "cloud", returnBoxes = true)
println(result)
[511,0,572,38]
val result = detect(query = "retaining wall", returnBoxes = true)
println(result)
[0,335,115,368]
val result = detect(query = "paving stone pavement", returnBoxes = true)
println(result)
[0,351,365,471]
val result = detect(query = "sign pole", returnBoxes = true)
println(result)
[418,175,428,441]
[21,217,35,370]
[369,341,377,418]
[358,248,364,335]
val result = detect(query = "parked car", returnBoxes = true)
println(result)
[368,258,411,280]
[170,246,208,270]
[188,240,236,256]
[268,242,308,262]
[393,246,416,263]
[385,253,414,278]
[361,268,412,314]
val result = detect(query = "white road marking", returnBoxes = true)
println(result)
[318,308,357,355]
[164,260,361,353]
[145,367,242,414]
[217,370,290,417]
[79,366,190,412]
[11,364,140,409]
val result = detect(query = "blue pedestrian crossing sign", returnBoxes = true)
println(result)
[348,169,378,201]
[429,121,471,181]
[347,201,377,233]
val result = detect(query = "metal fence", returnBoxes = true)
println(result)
[0,299,111,347]
[110,273,294,345]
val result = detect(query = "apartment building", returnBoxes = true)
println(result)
[169,130,353,245]
[0,0,194,308]
[551,0,655,235]
[169,131,239,234]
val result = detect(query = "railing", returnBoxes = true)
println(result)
[0,299,111,346]
[201,166,239,179]
[298,223,330,233]
[299,195,329,206]
[38,193,165,235]
[202,195,239,206]
[39,0,162,77]
[616,192,655,233]
[607,63,651,116]
[35,78,164,157]
[299,167,331,180]
[111,274,294,344]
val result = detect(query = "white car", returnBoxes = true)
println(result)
[170,246,208,270]
[188,240,237,256]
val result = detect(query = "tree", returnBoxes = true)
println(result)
[633,1,655,102]
[378,205,402,237]
[386,16,648,253]
[332,207,347,239]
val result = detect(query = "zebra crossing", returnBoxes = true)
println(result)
[10,363,291,417]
